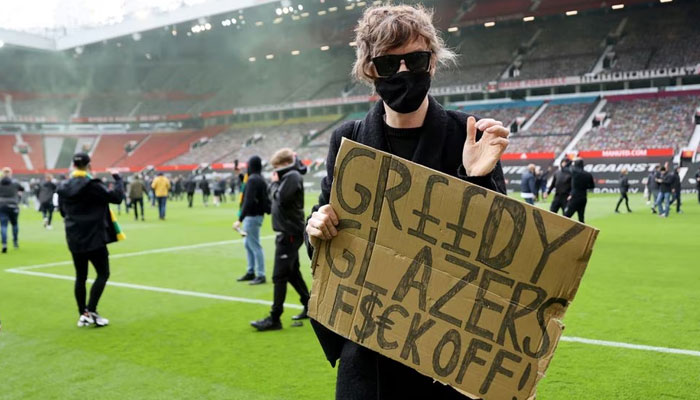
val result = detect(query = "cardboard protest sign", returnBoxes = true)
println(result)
[308,138,599,400]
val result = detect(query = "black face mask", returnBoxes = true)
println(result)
[375,71,431,114]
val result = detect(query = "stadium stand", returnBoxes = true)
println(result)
[22,134,46,171]
[90,133,149,169]
[575,92,700,151]
[121,126,226,168]
[0,135,26,171]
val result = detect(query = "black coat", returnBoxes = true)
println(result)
[619,175,630,194]
[58,176,124,253]
[306,96,506,400]
[547,168,572,197]
[269,166,305,235]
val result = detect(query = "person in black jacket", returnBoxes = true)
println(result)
[564,158,595,223]
[546,158,572,215]
[668,166,682,214]
[615,168,632,213]
[38,174,57,229]
[696,169,700,204]
[649,165,661,213]
[520,164,537,204]
[304,6,509,399]
[251,149,310,331]
[233,155,269,285]
[0,167,24,253]
[185,176,197,208]
[57,153,124,327]
[200,178,211,207]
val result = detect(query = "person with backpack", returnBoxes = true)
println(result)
[233,155,269,285]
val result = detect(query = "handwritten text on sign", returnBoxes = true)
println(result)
[309,139,598,400]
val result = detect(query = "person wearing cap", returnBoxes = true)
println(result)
[151,172,171,220]
[57,153,125,327]
[233,155,269,285]
[0,167,25,253]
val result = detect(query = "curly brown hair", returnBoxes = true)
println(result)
[351,4,456,85]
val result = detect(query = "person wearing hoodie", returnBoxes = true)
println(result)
[0,167,24,253]
[615,168,632,213]
[546,158,572,215]
[251,149,310,331]
[57,153,125,327]
[200,178,211,207]
[669,165,682,214]
[565,158,595,223]
[37,174,58,229]
[233,155,269,285]
[185,176,197,208]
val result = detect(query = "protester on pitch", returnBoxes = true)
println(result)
[234,155,269,285]
[129,174,147,221]
[649,165,661,213]
[57,153,125,327]
[565,158,595,223]
[615,168,632,213]
[38,174,57,229]
[546,158,572,215]
[520,164,538,204]
[669,165,682,214]
[304,5,508,399]
[151,172,171,220]
[654,166,674,218]
[696,169,700,204]
[200,178,211,207]
[185,176,197,208]
[251,149,310,331]
[0,167,24,253]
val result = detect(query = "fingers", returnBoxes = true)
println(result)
[490,137,510,148]
[485,125,510,139]
[307,207,339,241]
[466,116,477,145]
[475,118,503,132]
[319,204,339,225]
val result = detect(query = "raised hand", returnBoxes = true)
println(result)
[462,116,509,177]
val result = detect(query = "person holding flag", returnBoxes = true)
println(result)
[58,153,125,328]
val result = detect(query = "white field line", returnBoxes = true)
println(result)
[9,235,276,271]
[559,336,700,357]
[5,237,700,358]
[4,269,303,310]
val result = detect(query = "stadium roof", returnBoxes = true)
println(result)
[0,0,277,51]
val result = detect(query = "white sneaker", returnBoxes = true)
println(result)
[77,312,94,327]
[89,312,109,327]
[46,225,53,230]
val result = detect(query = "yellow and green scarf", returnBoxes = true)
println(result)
[71,170,126,241]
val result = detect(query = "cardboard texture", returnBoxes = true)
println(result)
[309,138,599,400]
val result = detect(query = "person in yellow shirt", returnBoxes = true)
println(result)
[151,172,171,220]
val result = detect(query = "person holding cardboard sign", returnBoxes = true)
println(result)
[304,5,509,400]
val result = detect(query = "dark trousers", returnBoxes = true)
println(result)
[271,233,310,321]
[565,196,587,223]
[41,202,54,225]
[0,206,19,247]
[669,192,681,212]
[202,193,209,205]
[157,196,167,219]
[550,194,568,215]
[132,198,144,220]
[72,246,110,314]
[187,192,194,207]
[615,193,631,212]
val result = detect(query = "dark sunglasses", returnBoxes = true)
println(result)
[371,51,432,77]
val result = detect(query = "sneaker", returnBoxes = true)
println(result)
[614,210,620,214]
[89,311,109,327]
[13,242,18,249]
[77,312,94,327]
[1,247,6,254]
[46,225,53,230]
[251,316,282,331]
[292,308,309,321]
[43,218,48,228]
[237,273,255,282]
[249,276,266,285]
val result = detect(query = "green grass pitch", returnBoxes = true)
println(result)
[1,192,698,399]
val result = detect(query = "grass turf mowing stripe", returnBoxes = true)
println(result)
[6,267,700,359]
